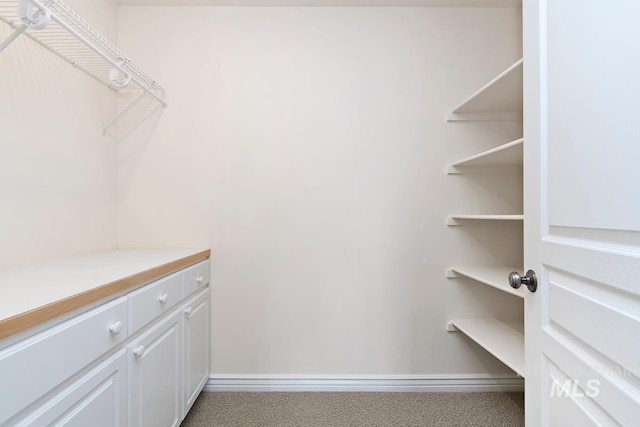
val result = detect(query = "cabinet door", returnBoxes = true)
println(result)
[15,349,127,427]
[182,288,210,417]
[128,310,182,427]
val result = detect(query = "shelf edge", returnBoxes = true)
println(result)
[446,112,522,122]
[447,215,524,226]
[447,266,525,298]
[447,138,524,173]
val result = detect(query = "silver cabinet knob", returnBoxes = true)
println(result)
[509,270,538,293]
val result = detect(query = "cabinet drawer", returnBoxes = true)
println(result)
[0,297,128,424]
[182,260,210,297]
[128,272,182,334]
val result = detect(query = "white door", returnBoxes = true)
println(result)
[523,0,640,425]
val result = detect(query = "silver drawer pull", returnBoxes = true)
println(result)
[109,321,123,335]
[158,294,169,305]
[184,307,193,317]
[196,275,204,284]
[133,345,145,357]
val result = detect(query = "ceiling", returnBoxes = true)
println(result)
[114,0,521,7]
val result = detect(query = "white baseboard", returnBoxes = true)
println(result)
[204,374,524,393]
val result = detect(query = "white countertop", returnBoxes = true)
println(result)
[0,248,210,338]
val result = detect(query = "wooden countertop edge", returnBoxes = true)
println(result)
[0,249,211,340]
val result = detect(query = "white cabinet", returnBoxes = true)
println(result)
[127,261,211,427]
[182,289,210,416]
[128,310,182,427]
[0,256,211,426]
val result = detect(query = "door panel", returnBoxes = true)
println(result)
[546,0,640,232]
[548,275,640,374]
[543,332,639,426]
[547,360,612,427]
[541,239,640,296]
[524,0,640,424]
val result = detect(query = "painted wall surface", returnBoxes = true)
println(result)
[117,7,523,376]
[0,0,118,268]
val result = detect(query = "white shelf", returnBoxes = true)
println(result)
[447,265,524,298]
[447,138,523,174]
[0,0,166,135]
[448,318,525,377]
[447,214,523,226]
[447,58,523,122]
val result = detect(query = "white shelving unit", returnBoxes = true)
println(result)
[447,214,523,226]
[448,319,525,377]
[446,58,523,122]
[446,58,524,377]
[447,266,524,298]
[447,138,523,174]
[0,0,166,135]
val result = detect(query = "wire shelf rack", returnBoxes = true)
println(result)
[0,0,166,135]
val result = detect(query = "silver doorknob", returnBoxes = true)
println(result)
[509,270,537,293]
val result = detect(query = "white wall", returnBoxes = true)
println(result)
[0,0,118,268]
[117,6,523,376]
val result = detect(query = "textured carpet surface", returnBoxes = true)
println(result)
[181,392,525,426]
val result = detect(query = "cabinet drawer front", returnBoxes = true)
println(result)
[128,272,182,334]
[182,261,210,297]
[0,297,128,424]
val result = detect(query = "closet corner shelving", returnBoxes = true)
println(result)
[0,0,166,135]
[446,58,523,122]
[447,266,524,298]
[447,138,523,174]
[445,57,525,378]
[447,319,525,377]
[446,214,523,226]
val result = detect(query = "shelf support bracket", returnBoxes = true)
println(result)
[103,83,154,136]
[446,269,462,279]
[447,217,465,226]
[0,24,27,53]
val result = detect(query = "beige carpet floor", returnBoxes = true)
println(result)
[181,392,525,426]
